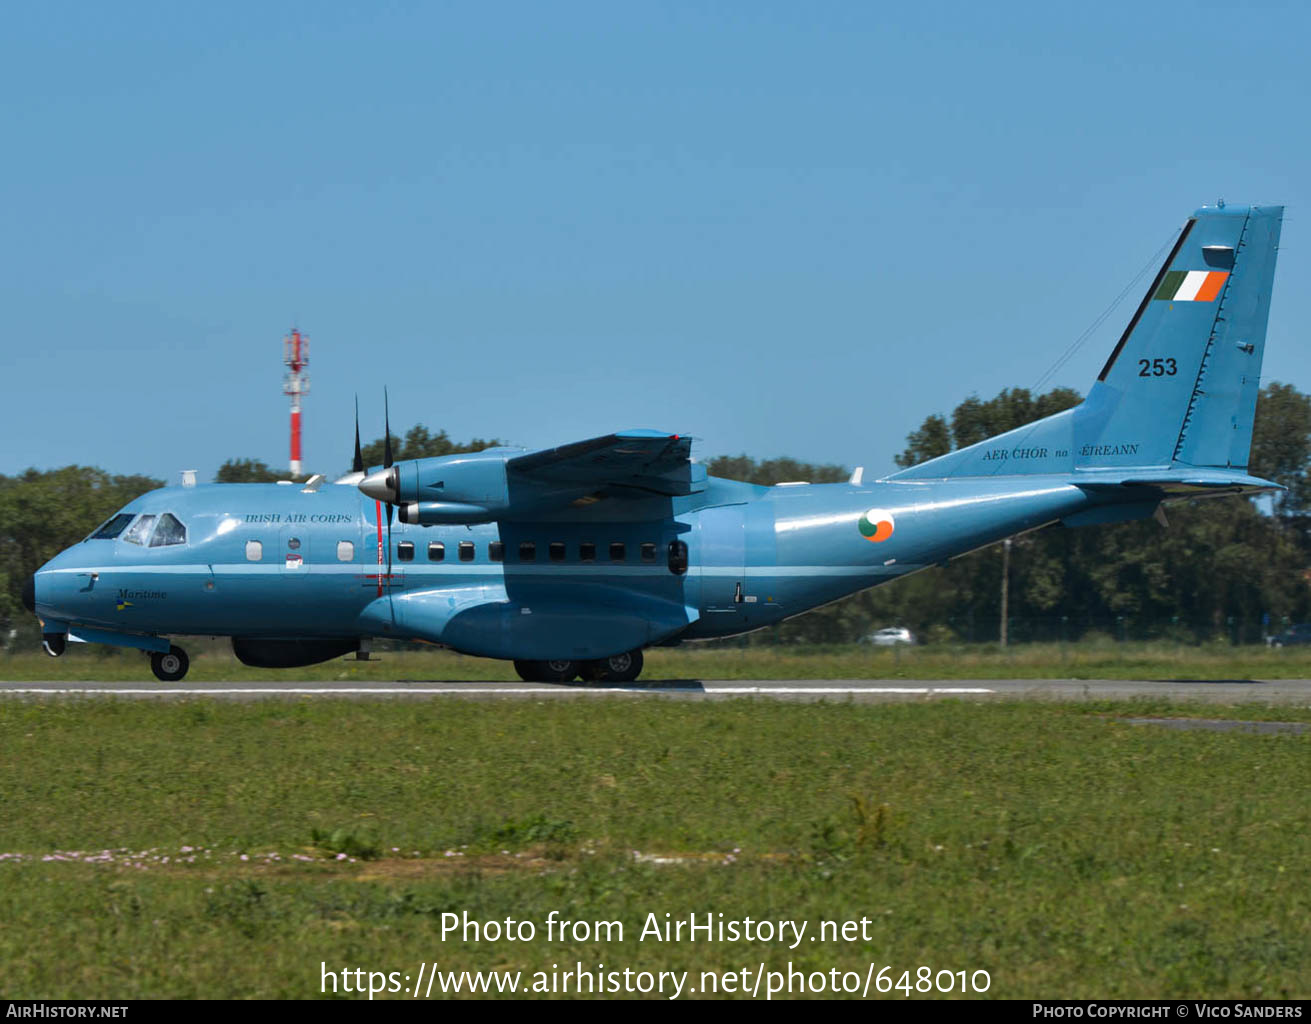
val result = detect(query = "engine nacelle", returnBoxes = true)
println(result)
[360,451,512,523]
[398,451,510,505]
[398,501,495,525]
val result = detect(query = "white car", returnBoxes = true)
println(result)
[866,627,915,646]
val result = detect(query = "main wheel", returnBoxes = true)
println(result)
[536,659,580,683]
[513,659,579,683]
[582,650,644,683]
[150,645,189,682]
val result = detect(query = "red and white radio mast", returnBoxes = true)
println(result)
[282,327,310,477]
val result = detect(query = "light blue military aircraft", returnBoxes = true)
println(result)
[24,203,1284,683]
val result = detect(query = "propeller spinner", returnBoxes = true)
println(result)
[359,465,398,503]
[356,389,400,503]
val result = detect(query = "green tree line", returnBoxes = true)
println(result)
[4,385,1310,643]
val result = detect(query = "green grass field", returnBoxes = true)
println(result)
[6,639,1311,681]
[1,697,1308,998]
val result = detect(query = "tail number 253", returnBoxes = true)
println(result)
[1138,357,1177,377]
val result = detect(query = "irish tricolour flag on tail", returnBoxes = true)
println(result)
[1154,269,1229,302]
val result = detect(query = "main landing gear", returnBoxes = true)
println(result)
[514,649,644,684]
[580,650,643,683]
[150,645,190,682]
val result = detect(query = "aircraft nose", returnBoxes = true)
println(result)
[21,573,35,614]
[359,466,399,503]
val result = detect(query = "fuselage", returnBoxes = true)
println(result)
[32,473,1092,660]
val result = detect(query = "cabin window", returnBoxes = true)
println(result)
[519,541,536,562]
[459,541,475,561]
[549,542,566,562]
[149,513,187,547]
[668,540,688,575]
[87,513,134,541]
[640,542,657,562]
[579,541,596,562]
[489,541,504,561]
[336,541,355,562]
[428,541,445,562]
[121,515,157,546]
[609,542,626,561]
[245,540,263,562]
[398,541,415,562]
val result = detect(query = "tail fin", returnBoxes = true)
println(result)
[1097,203,1282,469]
[891,203,1284,480]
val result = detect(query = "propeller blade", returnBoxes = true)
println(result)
[386,506,394,588]
[352,395,364,474]
[384,446,395,622]
[383,388,396,525]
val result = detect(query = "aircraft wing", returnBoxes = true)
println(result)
[508,429,704,497]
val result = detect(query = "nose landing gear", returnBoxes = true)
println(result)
[150,645,190,682]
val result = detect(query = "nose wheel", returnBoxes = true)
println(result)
[150,645,190,682]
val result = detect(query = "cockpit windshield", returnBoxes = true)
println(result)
[150,513,187,547]
[86,513,135,541]
[118,512,188,547]
[121,515,157,545]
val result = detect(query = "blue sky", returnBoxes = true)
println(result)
[1,2,1307,482]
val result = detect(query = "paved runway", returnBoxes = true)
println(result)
[4,678,1311,702]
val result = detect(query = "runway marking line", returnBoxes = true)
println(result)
[0,685,996,697]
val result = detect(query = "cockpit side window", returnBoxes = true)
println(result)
[86,513,134,541]
[149,513,187,547]
[121,514,158,546]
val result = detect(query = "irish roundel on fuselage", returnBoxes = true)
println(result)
[858,508,895,543]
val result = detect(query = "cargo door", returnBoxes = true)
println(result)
[698,504,746,615]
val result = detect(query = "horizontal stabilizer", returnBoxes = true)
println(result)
[1073,467,1281,497]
